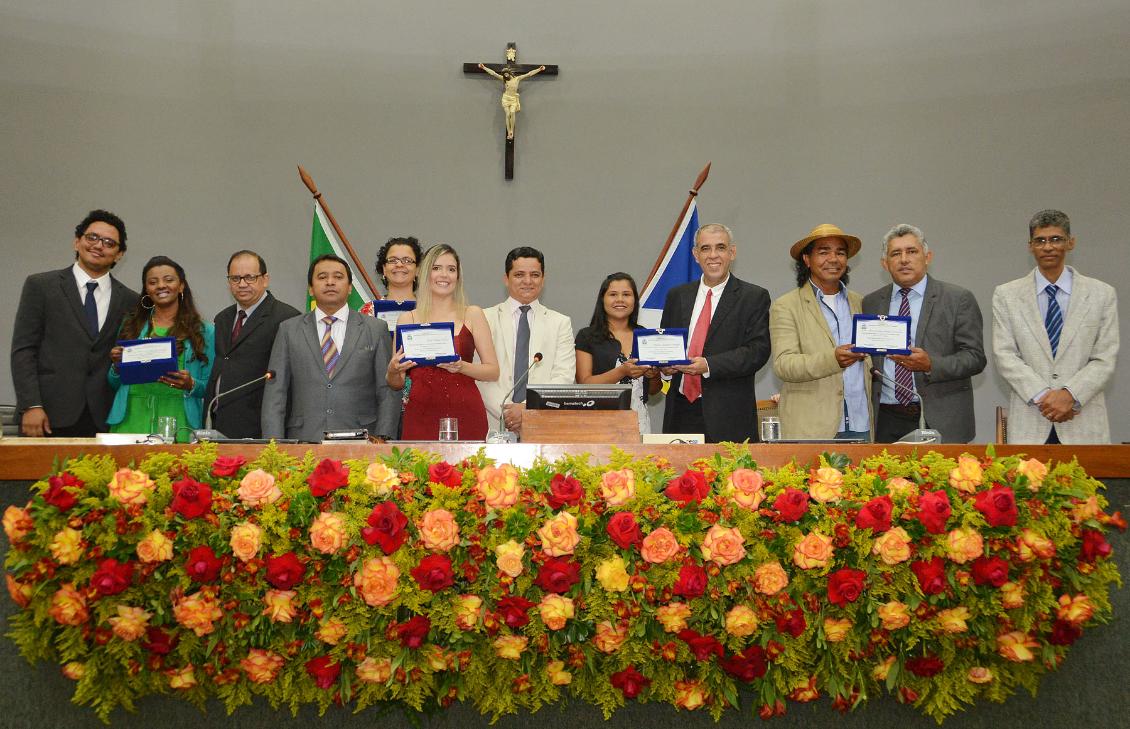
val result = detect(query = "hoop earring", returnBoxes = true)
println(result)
[141,295,155,310]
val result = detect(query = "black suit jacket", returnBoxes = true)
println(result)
[10,267,137,430]
[660,276,772,442]
[205,292,302,438]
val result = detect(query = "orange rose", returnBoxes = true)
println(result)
[1000,581,1025,609]
[174,592,223,636]
[48,584,88,625]
[878,600,910,630]
[537,511,580,557]
[871,527,912,565]
[425,645,449,672]
[547,659,572,686]
[967,667,993,684]
[1017,529,1056,562]
[935,607,971,634]
[539,594,575,630]
[1056,593,1095,626]
[166,665,197,690]
[356,656,393,683]
[791,676,819,702]
[1071,496,1102,523]
[809,466,844,503]
[229,521,263,562]
[753,561,790,595]
[108,604,151,641]
[354,556,400,607]
[2,505,33,543]
[476,464,520,509]
[595,556,630,592]
[108,468,155,506]
[726,468,765,509]
[701,524,746,566]
[365,461,399,496]
[6,575,32,608]
[136,529,173,563]
[823,617,853,643]
[655,602,691,633]
[885,476,918,498]
[495,540,525,577]
[600,468,636,507]
[316,618,348,645]
[49,527,84,565]
[237,469,281,507]
[309,512,346,554]
[263,589,298,623]
[61,662,86,680]
[948,455,983,493]
[792,531,834,569]
[872,656,896,681]
[593,620,629,653]
[240,649,285,684]
[419,508,461,552]
[493,634,528,659]
[452,594,483,630]
[997,630,1039,662]
[725,605,759,637]
[674,679,707,710]
[1015,457,1048,490]
[945,527,984,564]
[640,526,680,564]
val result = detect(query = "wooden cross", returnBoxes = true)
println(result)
[463,42,558,180]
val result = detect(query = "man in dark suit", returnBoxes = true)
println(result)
[261,254,399,442]
[862,224,986,442]
[205,250,301,438]
[660,223,772,443]
[11,210,138,437]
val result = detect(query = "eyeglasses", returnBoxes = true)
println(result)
[386,257,417,266]
[82,232,120,249]
[1030,236,1069,248]
[226,274,263,284]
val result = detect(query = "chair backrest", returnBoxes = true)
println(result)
[995,406,1008,444]
[0,405,18,438]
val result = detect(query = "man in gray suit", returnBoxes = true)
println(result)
[992,210,1119,444]
[863,224,986,442]
[261,254,399,442]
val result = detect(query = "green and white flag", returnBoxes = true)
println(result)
[306,201,375,310]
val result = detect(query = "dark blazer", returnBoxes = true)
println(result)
[205,292,301,438]
[660,275,772,442]
[10,267,137,431]
[862,276,986,442]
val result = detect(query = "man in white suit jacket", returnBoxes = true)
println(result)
[477,247,576,434]
[992,210,1119,444]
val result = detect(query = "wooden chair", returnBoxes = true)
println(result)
[995,406,1008,444]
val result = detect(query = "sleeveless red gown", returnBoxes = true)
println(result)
[401,325,489,440]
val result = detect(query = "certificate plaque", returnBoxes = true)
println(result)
[851,314,912,355]
[117,337,178,385]
[631,328,691,366]
[368,299,416,334]
[395,322,459,365]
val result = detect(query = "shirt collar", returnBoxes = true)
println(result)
[507,296,539,314]
[895,275,929,298]
[72,262,109,287]
[314,305,349,322]
[809,279,846,301]
[238,291,268,317]
[1035,267,1072,295]
[699,275,729,295]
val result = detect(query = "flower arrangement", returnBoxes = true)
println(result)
[3,444,1123,723]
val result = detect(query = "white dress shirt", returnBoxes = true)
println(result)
[314,305,349,355]
[72,262,112,331]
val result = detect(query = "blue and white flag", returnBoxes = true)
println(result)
[638,199,701,328]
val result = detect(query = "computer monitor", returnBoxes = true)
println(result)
[525,384,632,411]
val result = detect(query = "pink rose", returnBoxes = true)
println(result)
[476,464,521,509]
[808,466,844,503]
[640,527,680,564]
[238,469,281,507]
[419,508,461,552]
[354,556,400,607]
[108,468,155,506]
[753,561,789,595]
[700,524,746,566]
[229,522,263,562]
[309,512,346,554]
[600,468,636,506]
[537,511,581,556]
[792,532,833,569]
[726,468,765,509]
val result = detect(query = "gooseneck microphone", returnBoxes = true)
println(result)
[870,367,941,443]
[204,370,275,431]
[497,353,543,433]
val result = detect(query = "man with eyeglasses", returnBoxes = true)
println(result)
[11,210,138,437]
[992,209,1119,444]
[204,250,300,438]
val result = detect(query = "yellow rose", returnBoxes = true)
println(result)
[48,583,88,626]
[136,529,173,563]
[166,665,197,690]
[878,600,910,630]
[493,634,528,659]
[593,620,629,653]
[174,592,223,636]
[49,527,84,565]
[701,524,746,566]
[823,617,853,643]
[419,508,461,552]
[108,468,155,506]
[640,526,680,564]
[365,461,399,496]
[425,645,448,672]
[539,594,575,630]
[452,594,483,630]
[61,662,86,680]
[997,630,1039,662]
[967,667,993,684]
[674,679,707,710]
[872,655,896,681]
[935,606,971,634]
[600,468,636,507]
[871,527,912,565]
[237,469,281,507]
[1056,594,1095,626]
[595,556,630,592]
[725,605,759,637]
[476,464,521,509]
[808,466,844,503]
[1017,529,1056,562]
[2,505,33,543]
[792,531,834,569]
[240,649,285,684]
[309,512,346,554]
[356,656,393,683]
[537,511,581,557]
[885,477,918,498]
[1015,457,1048,490]
[108,605,151,641]
[262,589,298,623]
[948,455,983,493]
[229,522,263,562]
[726,468,765,509]
[1000,581,1026,609]
[316,617,348,644]
[753,561,790,595]
[495,540,526,577]
[354,556,400,607]
[547,659,572,686]
[944,527,984,564]
[655,602,692,633]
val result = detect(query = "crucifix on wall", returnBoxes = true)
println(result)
[463,43,558,180]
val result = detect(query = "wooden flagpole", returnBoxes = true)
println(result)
[297,165,381,300]
[641,162,711,290]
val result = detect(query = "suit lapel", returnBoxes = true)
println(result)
[495,304,516,374]
[529,302,552,364]
[705,277,737,345]
[915,278,939,347]
[97,276,133,344]
[301,311,328,379]
[1019,270,1055,361]
[58,269,95,342]
[229,295,272,354]
[1056,268,1090,356]
[801,284,836,347]
[332,310,364,377]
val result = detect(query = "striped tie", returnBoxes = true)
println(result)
[1044,284,1062,357]
[321,316,339,376]
[894,288,915,405]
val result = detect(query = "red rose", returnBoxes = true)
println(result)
[775,608,807,637]
[719,645,768,682]
[610,665,650,699]
[546,473,584,509]
[411,554,454,592]
[916,490,952,534]
[265,552,306,590]
[665,469,710,505]
[142,626,177,655]
[827,567,867,606]
[362,502,409,554]
[90,558,133,596]
[43,473,82,511]
[428,461,463,488]
[855,495,892,533]
[1048,619,1082,646]
[677,629,724,661]
[911,557,947,595]
[970,556,1010,587]
[495,595,536,628]
[974,484,1018,527]
[905,655,945,677]
[534,557,581,594]
[606,511,642,550]
[671,563,708,599]
[170,478,213,519]
[773,487,810,522]
[1080,529,1112,562]
[395,615,431,649]
[184,545,223,583]
[305,655,341,689]
[210,455,247,478]
[306,458,349,497]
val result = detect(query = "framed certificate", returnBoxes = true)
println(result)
[394,322,459,365]
[117,337,178,385]
[368,299,416,334]
[631,328,691,366]
[851,314,911,355]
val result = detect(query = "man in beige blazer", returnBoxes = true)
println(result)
[477,247,576,435]
[770,224,872,440]
[992,210,1119,444]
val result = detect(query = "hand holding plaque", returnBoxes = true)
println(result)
[632,328,691,366]
[394,322,459,365]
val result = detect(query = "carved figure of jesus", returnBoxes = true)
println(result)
[476,63,546,139]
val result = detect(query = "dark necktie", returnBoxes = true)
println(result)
[894,288,915,405]
[232,310,247,341]
[513,305,531,403]
[83,281,99,336]
[1044,284,1062,357]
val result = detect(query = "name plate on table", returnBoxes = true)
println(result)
[368,299,416,334]
[117,337,177,385]
[632,328,691,366]
[851,314,911,355]
[395,322,459,365]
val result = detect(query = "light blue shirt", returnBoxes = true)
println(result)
[1034,267,1072,321]
[811,282,869,433]
[880,275,928,405]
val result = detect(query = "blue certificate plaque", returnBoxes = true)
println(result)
[117,337,178,385]
[367,299,416,334]
[851,314,912,355]
[394,322,459,365]
[632,328,691,366]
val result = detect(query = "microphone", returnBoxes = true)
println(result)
[870,367,941,443]
[496,352,543,435]
[196,370,275,441]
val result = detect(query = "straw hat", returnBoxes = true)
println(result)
[790,224,862,260]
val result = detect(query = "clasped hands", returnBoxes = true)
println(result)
[1038,388,1077,423]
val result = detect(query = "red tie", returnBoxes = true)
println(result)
[231,310,247,341]
[683,289,713,403]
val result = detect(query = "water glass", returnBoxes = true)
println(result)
[438,417,459,441]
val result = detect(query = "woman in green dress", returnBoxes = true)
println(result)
[107,256,214,442]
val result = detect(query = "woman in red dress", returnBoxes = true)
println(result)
[386,244,499,440]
